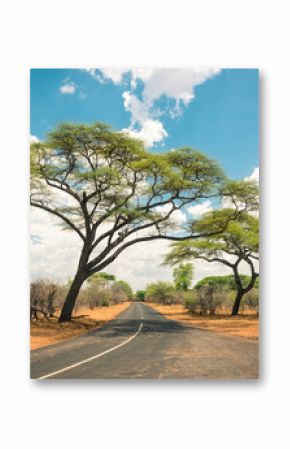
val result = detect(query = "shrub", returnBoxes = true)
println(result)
[183,291,198,313]
[30,280,58,319]
[243,288,259,310]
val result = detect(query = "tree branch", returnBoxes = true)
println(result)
[30,201,85,241]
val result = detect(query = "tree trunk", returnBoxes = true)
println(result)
[231,289,244,316]
[58,273,86,322]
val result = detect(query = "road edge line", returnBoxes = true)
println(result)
[37,322,143,379]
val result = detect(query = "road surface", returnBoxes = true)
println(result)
[31,302,259,379]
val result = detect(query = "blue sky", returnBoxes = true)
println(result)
[31,68,258,181]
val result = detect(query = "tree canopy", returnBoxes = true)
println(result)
[30,121,258,321]
[194,275,259,291]
[164,209,259,315]
[173,263,193,291]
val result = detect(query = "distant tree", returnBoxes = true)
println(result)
[31,122,257,321]
[146,281,176,305]
[112,280,133,301]
[165,210,259,315]
[136,290,146,301]
[173,263,193,291]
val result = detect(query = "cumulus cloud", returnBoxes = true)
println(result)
[123,119,168,147]
[60,80,76,94]
[121,91,167,145]
[188,200,213,218]
[85,67,221,147]
[30,208,82,282]
[155,203,187,226]
[84,68,127,84]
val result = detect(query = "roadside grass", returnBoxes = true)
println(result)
[30,302,131,350]
[147,303,259,340]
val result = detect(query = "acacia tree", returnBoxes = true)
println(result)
[173,263,193,291]
[164,210,259,315]
[30,122,252,321]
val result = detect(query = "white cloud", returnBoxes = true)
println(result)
[123,119,168,147]
[122,90,168,146]
[188,200,213,218]
[138,68,220,112]
[84,68,127,84]
[30,135,39,143]
[86,68,221,147]
[155,203,186,226]
[30,208,82,282]
[60,81,76,94]
[245,167,259,183]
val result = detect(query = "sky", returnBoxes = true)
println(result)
[30,68,259,289]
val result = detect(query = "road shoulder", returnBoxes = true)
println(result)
[30,302,132,350]
[146,302,259,340]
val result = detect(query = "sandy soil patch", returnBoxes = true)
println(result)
[147,303,259,340]
[30,302,131,350]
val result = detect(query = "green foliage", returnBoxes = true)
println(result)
[136,290,146,301]
[31,122,226,242]
[87,272,116,284]
[165,210,259,267]
[183,291,198,313]
[194,275,257,291]
[173,263,193,291]
[146,281,176,305]
[113,280,133,300]
[221,179,259,213]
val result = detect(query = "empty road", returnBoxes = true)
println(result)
[31,302,259,379]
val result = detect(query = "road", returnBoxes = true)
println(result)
[31,302,259,379]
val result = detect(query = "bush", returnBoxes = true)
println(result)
[183,286,226,315]
[183,291,198,313]
[30,280,58,319]
[243,288,259,310]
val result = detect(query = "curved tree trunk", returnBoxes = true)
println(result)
[58,273,86,322]
[231,289,244,316]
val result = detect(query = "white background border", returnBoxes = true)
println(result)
[1,1,288,448]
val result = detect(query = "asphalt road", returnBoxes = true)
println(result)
[31,302,259,379]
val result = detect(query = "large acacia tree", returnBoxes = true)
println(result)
[164,210,259,315]
[30,122,252,321]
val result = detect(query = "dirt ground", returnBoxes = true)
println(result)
[148,303,259,340]
[30,302,131,350]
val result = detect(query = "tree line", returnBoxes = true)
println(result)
[144,270,259,316]
[30,273,133,320]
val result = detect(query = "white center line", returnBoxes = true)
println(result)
[38,322,143,379]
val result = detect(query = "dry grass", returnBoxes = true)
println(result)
[30,302,131,350]
[148,303,259,340]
